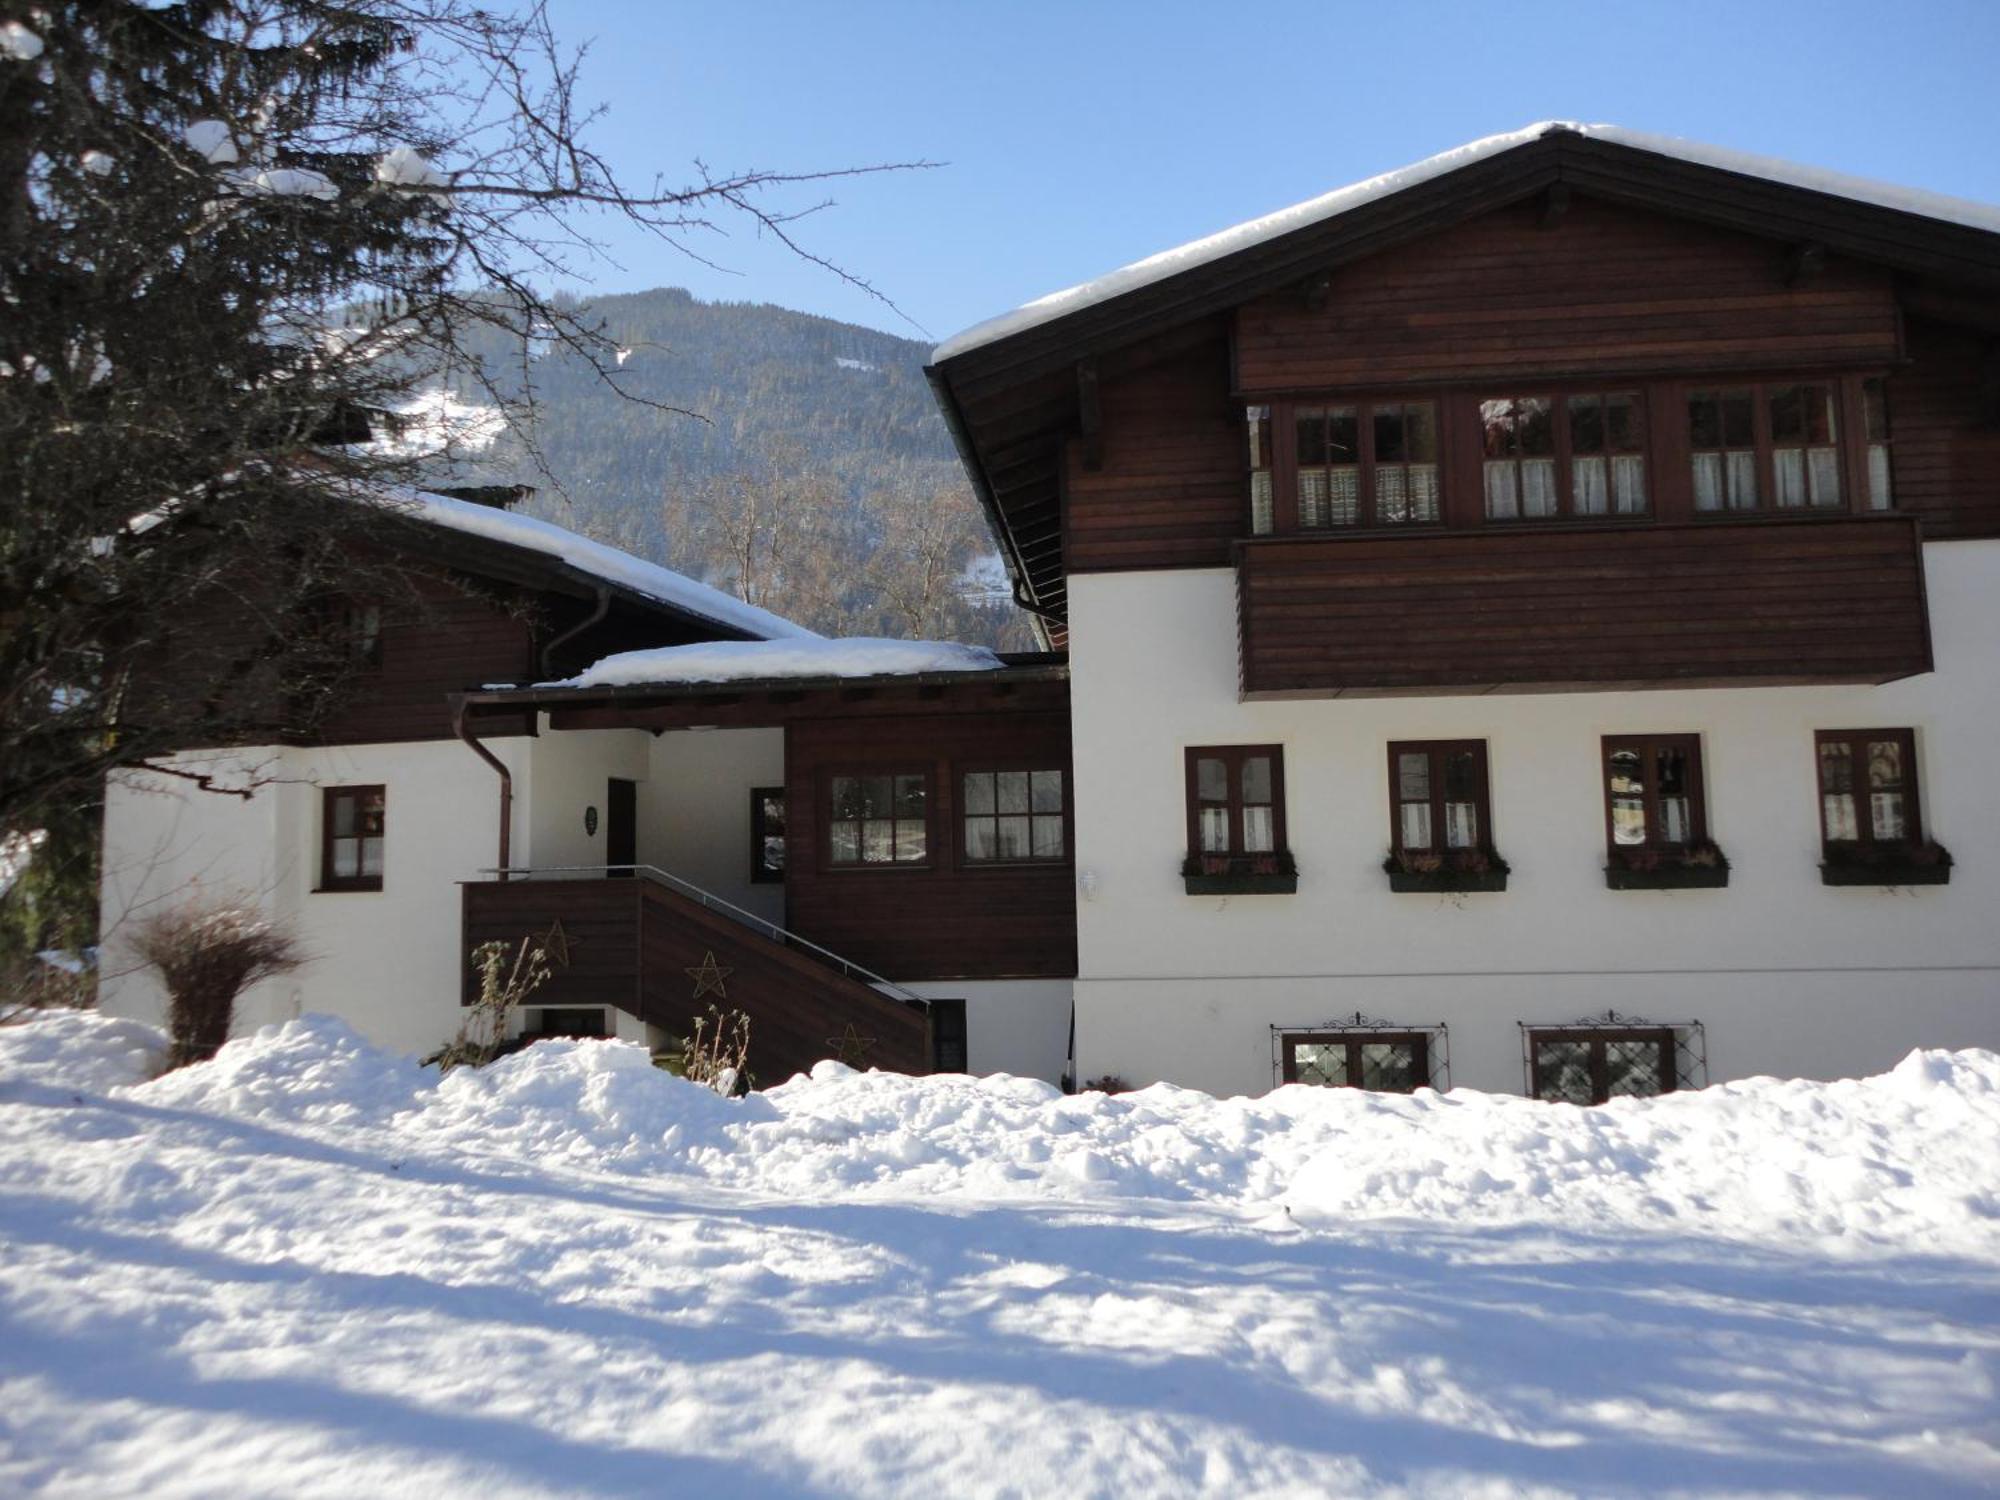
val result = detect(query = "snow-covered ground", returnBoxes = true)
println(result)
[3,1013,1997,1498]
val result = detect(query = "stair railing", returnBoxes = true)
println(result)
[480,864,928,1007]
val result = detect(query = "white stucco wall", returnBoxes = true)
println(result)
[99,737,532,1057]
[643,728,787,926]
[96,722,798,1061]
[1065,540,2000,1097]
[903,978,1074,1084]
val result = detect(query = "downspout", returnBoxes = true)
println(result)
[539,583,610,680]
[451,694,513,880]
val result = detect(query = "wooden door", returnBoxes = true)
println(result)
[606,778,637,877]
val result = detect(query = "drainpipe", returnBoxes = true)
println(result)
[539,583,610,681]
[451,694,512,880]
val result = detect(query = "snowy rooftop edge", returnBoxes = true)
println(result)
[369,486,814,642]
[539,636,1009,691]
[932,121,2000,364]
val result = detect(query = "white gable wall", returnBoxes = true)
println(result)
[1066,540,2000,1096]
[99,737,533,1057]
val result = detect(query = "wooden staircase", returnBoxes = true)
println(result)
[462,868,933,1082]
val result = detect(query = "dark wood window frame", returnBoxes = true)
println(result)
[749,785,786,884]
[1478,386,1652,521]
[1385,740,1507,890]
[1686,379,1858,516]
[319,784,385,893]
[957,764,1072,870]
[1813,728,1951,885]
[1600,733,1728,888]
[1527,1027,1677,1105]
[823,767,934,871]
[1247,397,1444,534]
[1241,372,1894,541]
[1280,1031,1431,1093]
[1184,745,1293,893]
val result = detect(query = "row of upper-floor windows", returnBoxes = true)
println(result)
[1185,727,1947,882]
[1244,375,1894,533]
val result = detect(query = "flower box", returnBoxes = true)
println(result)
[1819,844,1953,887]
[1182,852,1297,896]
[1383,851,1510,893]
[1605,845,1730,890]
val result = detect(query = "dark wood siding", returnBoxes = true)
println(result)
[784,709,1078,982]
[1237,514,1930,696]
[313,572,536,744]
[1064,339,1241,572]
[463,876,932,1081]
[1889,319,2000,541]
[1234,197,1902,393]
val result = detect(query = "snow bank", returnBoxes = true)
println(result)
[8,1013,1992,1257]
[0,1010,167,1092]
[370,485,814,644]
[933,121,2000,362]
[6,1014,2000,1494]
[551,635,1004,689]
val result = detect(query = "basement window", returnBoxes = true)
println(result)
[1281,1032,1430,1092]
[1528,1028,1676,1104]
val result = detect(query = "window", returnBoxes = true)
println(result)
[1246,400,1440,532]
[828,773,928,866]
[1689,382,1844,513]
[962,768,1066,864]
[1688,386,1759,511]
[320,785,385,891]
[1186,745,1287,858]
[1389,741,1491,855]
[1768,383,1843,508]
[1481,391,1648,520]
[532,1008,609,1039]
[1815,729,1921,849]
[1528,1028,1676,1104]
[1861,376,1893,511]
[1247,403,1274,535]
[750,786,786,883]
[1602,734,1707,851]
[1282,1032,1430,1093]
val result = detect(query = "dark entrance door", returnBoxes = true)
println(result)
[606,778,637,876]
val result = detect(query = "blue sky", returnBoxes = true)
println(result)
[545,0,2000,348]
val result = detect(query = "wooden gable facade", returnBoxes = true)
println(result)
[929,126,2000,693]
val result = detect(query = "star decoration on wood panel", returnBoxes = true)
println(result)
[685,950,732,1001]
[825,1022,877,1068]
[535,918,581,968]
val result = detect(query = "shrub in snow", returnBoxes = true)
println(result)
[433,934,550,1072]
[131,900,306,1068]
[1079,1074,1132,1095]
[660,1004,752,1095]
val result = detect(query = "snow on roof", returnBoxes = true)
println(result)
[547,636,1004,689]
[375,487,815,642]
[933,121,2000,364]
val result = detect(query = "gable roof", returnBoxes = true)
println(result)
[927,123,2000,630]
[372,485,815,643]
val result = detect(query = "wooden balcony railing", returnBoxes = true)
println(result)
[1237,514,1931,698]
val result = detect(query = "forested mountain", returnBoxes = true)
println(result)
[424,288,1034,648]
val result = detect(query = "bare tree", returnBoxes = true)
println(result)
[0,1,927,945]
